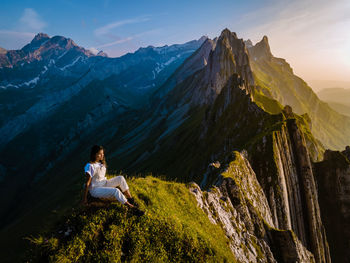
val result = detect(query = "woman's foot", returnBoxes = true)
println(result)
[125,201,134,208]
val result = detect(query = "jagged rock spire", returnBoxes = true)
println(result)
[248,35,273,59]
[191,28,254,104]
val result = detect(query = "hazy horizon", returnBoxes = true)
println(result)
[1,0,349,84]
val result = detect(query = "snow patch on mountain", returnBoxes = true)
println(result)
[0,65,49,89]
[59,56,82,70]
[154,57,178,74]
[57,50,68,60]
[23,76,40,87]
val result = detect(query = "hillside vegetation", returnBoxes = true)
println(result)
[26,176,235,262]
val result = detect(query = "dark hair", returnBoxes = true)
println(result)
[89,145,107,167]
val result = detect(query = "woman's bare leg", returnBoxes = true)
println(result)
[123,190,132,199]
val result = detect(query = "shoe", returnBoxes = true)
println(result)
[127,197,139,207]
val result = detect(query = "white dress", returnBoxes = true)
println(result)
[84,162,129,204]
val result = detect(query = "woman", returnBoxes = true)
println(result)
[82,145,143,215]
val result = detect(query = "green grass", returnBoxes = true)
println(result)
[25,176,236,262]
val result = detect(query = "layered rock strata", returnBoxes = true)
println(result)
[190,152,316,262]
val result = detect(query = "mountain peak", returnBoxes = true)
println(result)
[198,35,209,43]
[97,50,108,57]
[32,33,50,42]
[245,39,253,48]
[255,35,272,57]
[188,30,254,105]
[262,35,269,44]
[21,33,50,53]
[220,28,238,40]
[247,35,273,60]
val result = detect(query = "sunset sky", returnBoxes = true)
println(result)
[0,0,349,84]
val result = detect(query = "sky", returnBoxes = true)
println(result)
[0,0,349,84]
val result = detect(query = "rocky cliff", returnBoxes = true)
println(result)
[314,147,350,263]
[190,151,316,262]
[246,112,331,262]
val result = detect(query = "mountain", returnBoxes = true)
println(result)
[247,36,350,151]
[323,101,350,117]
[317,88,350,116]
[317,88,350,105]
[0,32,95,69]
[308,79,350,92]
[1,29,349,262]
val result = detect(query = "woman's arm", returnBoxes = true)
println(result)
[82,173,92,205]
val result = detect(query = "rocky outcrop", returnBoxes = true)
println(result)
[248,36,273,60]
[190,152,315,262]
[343,146,350,160]
[152,37,215,99]
[191,28,254,105]
[314,147,350,263]
[248,114,331,262]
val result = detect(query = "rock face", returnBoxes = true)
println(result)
[191,28,254,105]
[248,116,331,263]
[190,152,316,262]
[248,35,273,60]
[314,147,350,263]
[343,146,350,160]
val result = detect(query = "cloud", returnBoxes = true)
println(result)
[19,8,47,31]
[94,36,134,48]
[91,29,161,52]
[94,16,150,36]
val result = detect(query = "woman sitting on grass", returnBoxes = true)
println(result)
[82,145,144,216]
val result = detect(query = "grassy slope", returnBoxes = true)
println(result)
[25,176,235,262]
